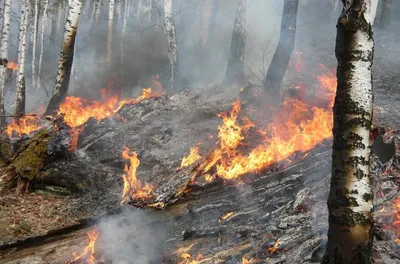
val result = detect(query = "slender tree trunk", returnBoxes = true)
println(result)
[38,0,49,89]
[148,0,153,22]
[116,0,121,21]
[263,0,299,98]
[164,0,180,92]
[45,0,83,115]
[89,0,96,26]
[121,0,128,77]
[94,0,102,27]
[136,0,142,22]
[224,0,248,84]
[0,0,12,126]
[322,1,377,263]
[206,0,220,47]
[15,0,28,116]
[107,0,115,68]
[378,0,391,29]
[32,0,39,89]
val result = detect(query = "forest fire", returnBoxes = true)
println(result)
[7,61,18,71]
[121,146,154,205]
[67,229,102,264]
[5,115,43,137]
[181,147,201,168]
[184,70,336,181]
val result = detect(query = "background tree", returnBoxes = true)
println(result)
[107,0,115,68]
[323,0,378,263]
[263,0,299,98]
[379,0,392,29]
[15,0,29,116]
[164,0,180,92]
[0,0,12,126]
[45,0,84,115]
[224,0,249,85]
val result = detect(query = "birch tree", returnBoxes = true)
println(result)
[121,0,128,76]
[116,0,121,21]
[38,0,50,88]
[32,0,39,89]
[0,0,12,126]
[224,0,248,84]
[15,0,29,116]
[45,0,83,115]
[263,0,299,98]
[322,0,378,263]
[164,0,180,92]
[107,0,115,68]
[136,0,142,22]
[148,0,154,22]
[94,0,102,27]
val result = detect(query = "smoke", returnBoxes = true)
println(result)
[96,207,168,264]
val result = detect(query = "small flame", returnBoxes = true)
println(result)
[5,115,42,137]
[266,240,281,255]
[67,229,102,264]
[242,257,257,264]
[68,127,84,151]
[181,147,201,168]
[178,252,203,264]
[219,212,235,223]
[7,61,18,71]
[121,147,154,205]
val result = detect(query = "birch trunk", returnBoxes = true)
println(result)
[116,0,121,21]
[224,0,248,84]
[107,0,115,68]
[148,0,153,22]
[38,0,49,88]
[378,0,391,28]
[89,0,96,26]
[164,0,180,92]
[45,0,83,115]
[0,0,12,126]
[263,0,298,97]
[94,0,102,27]
[32,0,39,89]
[15,0,28,116]
[322,1,377,263]
[136,0,142,22]
[121,0,128,76]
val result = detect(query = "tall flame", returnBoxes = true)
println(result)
[188,69,336,181]
[68,229,101,264]
[181,147,201,168]
[121,147,154,205]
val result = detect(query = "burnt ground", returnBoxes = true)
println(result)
[1,23,400,264]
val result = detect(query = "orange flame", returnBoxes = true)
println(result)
[121,146,154,205]
[181,147,201,168]
[266,240,281,255]
[7,61,18,71]
[219,212,235,223]
[68,229,102,264]
[178,252,203,264]
[5,115,42,137]
[242,257,257,264]
[392,197,400,243]
[193,69,336,181]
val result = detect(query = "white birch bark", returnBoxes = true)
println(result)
[32,0,39,89]
[57,7,62,34]
[38,0,49,88]
[224,0,249,84]
[107,0,115,68]
[15,0,28,115]
[89,0,96,26]
[121,0,128,76]
[164,0,179,92]
[45,0,83,115]
[0,0,12,125]
[116,0,121,21]
[136,0,142,22]
[94,0,102,26]
[323,0,378,263]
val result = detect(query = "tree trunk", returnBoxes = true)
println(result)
[45,0,83,116]
[107,0,115,69]
[116,0,121,21]
[164,0,180,92]
[148,0,154,22]
[38,0,49,87]
[94,0,102,27]
[32,0,39,90]
[224,0,248,85]
[121,0,128,77]
[263,0,298,98]
[322,1,377,263]
[136,0,142,22]
[15,0,28,116]
[206,0,220,47]
[378,0,391,29]
[0,0,12,126]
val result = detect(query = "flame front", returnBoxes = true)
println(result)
[68,229,101,264]
[5,115,43,137]
[7,61,18,71]
[121,146,154,205]
[181,147,201,168]
[191,69,336,181]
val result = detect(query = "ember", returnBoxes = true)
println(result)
[242,257,257,264]
[67,229,103,264]
[181,147,201,168]
[266,240,281,255]
[121,146,154,205]
[219,211,235,223]
[7,61,18,71]
[188,70,336,181]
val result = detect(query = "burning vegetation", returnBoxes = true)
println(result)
[67,229,103,264]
